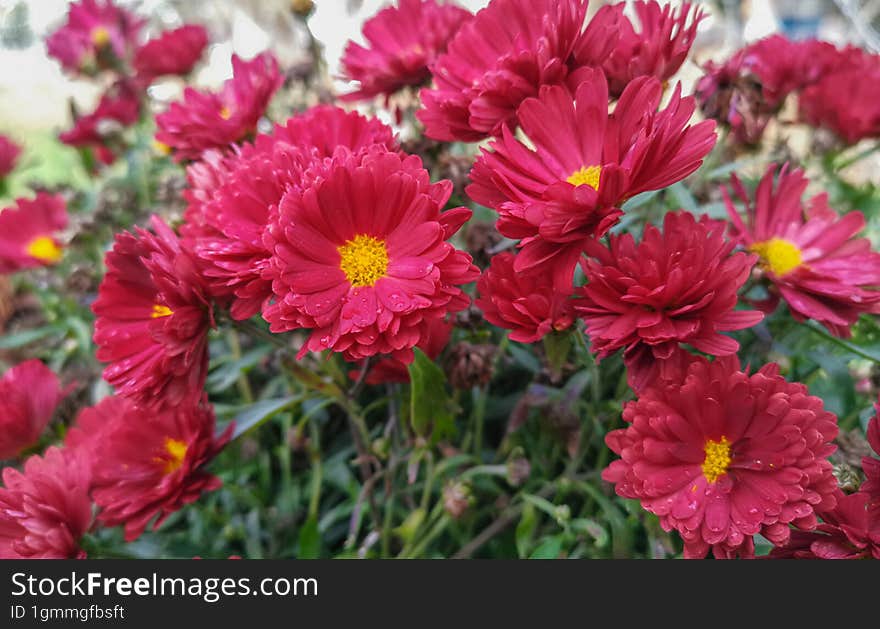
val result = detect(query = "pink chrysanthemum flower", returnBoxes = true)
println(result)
[0,134,22,179]
[59,83,141,166]
[476,250,576,343]
[861,409,880,519]
[155,52,282,161]
[92,216,214,409]
[352,317,453,385]
[341,0,471,101]
[418,0,620,141]
[575,212,762,390]
[133,24,209,81]
[87,395,231,541]
[603,355,839,559]
[768,490,879,559]
[724,163,880,337]
[0,193,68,274]
[46,0,143,75]
[264,148,478,361]
[0,447,92,559]
[0,361,65,460]
[468,69,716,287]
[799,65,880,144]
[602,1,705,98]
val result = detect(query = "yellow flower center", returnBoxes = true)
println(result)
[151,304,174,319]
[90,26,111,47]
[26,236,63,263]
[338,234,389,287]
[702,437,732,484]
[219,106,232,120]
[153,140,171,156]
[566,165,602,190]
[159,437,188,474]
[748,237,803,276]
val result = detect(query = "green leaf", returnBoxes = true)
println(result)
[0,325,58,349]
[227,396,300,440]
[529,536,563,559]
[668,181,697,213]
[515,503,538,558]
[408,348,455,440]
[207,345,272,393]
[297,516,322,559]
[542,331,572,380]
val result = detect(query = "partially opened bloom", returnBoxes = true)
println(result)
[467,70,716,286]
[0,361,65,460]
[0,134,21,179]
[341,0,471,101]
[134,24,209,81]
[353,317,454,384]
[0,447,92,559]
[575,212,762,390]
[476,250,576,343]
[46,0,143,75]
[89,396,231,541]
[0,193,68,274]
[92,216,213,409]
[602,1,704,98]
[603,355,839,559]
[725,163,880,337]
[799,65,880,144]
[155,52,282,161]
[59,83,141,166]
[264,148,478,361]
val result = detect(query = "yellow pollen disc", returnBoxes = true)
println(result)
[219,106,232,120]
[26,236,63,263]
[566,165,602,190]
[748,237,803,276]
[90,26,111,47]
[338,234,389,288]
[153,140,171,155]
[160,437,188,474]
[702,437,732,484]
[151,304,174,319]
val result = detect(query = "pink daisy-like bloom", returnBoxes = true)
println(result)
[468,69,716,287]
[0,360,65,460]
[475,250,576,343]
[575,211,762,390]
[46,0,143,76]
[418,0,620,141]
[799,65,880,144]
[0,193,68,274]
[155,52,282,161]
[603,355,839,559]
[0,447,93,559]
[724,163,880,337]
[0,134,22,179]
[59,83,141,166]
[341,0,472,101]
[92,216,214,409]
[264,148,479,362]
[768,490,879,559]
[87,395,231,541]
[602,1,705,98]
[352,317,454,385]
[133,24,209,81]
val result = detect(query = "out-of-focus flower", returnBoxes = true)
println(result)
[156,52,282,161]
[603,355,839,559]
[59,83,141,166]
[799,65,880,144]
[352,317,453,384]
[862,408,880,519]
[576,212,762,391]
[0,193,68,274]
[133,24,209,81]
[602,1,704,98]
[88,395,231,541]
[0,361,65,460]
[0,447,92,559]
[264,148,478,362]
[341,0,471,101]
[0,135,22,180]
[468,70,715,287]
[92,216,213,409]
[442,480,472,519]
[476,251,575,343]
[725,163,880,337]
[46,0,143,75]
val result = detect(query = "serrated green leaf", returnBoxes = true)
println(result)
[408,348,455,440]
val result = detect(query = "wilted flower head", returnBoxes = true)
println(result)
[0,134,22,179]
[59,82,141,166]
[0,360,65,460]
[0,447,92,558]
[134,24,209,81]
[341,0,471,101]
[725,163,880,337]
[0,193,68,274]
[603,355,839,559]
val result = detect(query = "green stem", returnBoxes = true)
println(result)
[472,384,489,460]
[307,416,322,520]
[226,330,254,403]
[801,321,880,363]
[231,317,290,350]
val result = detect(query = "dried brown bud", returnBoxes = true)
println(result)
[436,153,474,199]
[290,0,315,17]
[442,481,472,519]
[445,341,496,389]
[506,455,531,487]
[464,221,504,268]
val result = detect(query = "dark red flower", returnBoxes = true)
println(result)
[799,64,880,144]
[0,447,92,558]
[341,0,471,101]
[134,24,209,81]
[603,355,839,559]
[0,193,68,274]
[0,134,22,179]
[0,361,65,460]
[92,216,213,409]
[59,83,141,166]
